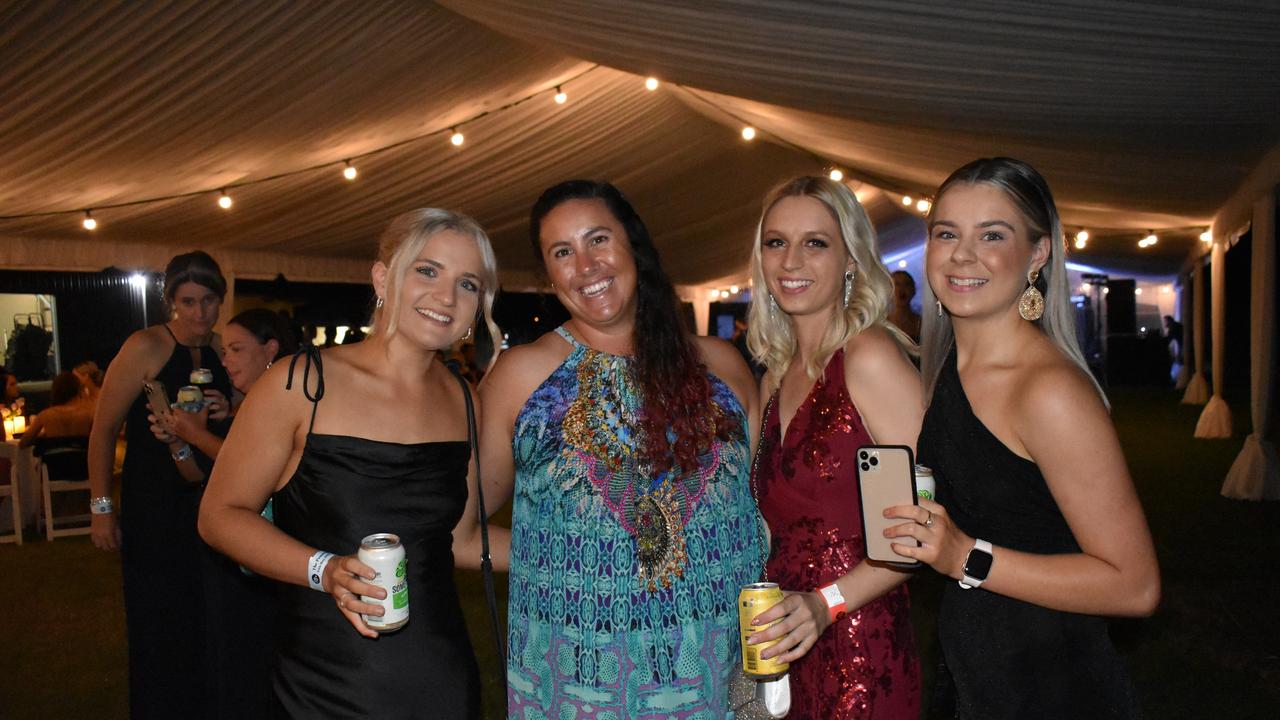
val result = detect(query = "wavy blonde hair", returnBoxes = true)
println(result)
[747,176,914,392]
[370,208,501,368]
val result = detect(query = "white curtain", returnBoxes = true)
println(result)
[1182,262,1209,403]
[1222,190,1279,499]
[1195,241,1232,437]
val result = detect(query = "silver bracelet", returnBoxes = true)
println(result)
[171,444,193,462]
[90,496,114,514]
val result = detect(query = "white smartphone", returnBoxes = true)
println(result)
[855,444,921,567]
[142,380,173,420]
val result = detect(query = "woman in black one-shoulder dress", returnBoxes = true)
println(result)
[198,208,509,719]
[885,158,1160,719]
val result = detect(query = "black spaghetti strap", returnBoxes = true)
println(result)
[444,359,507,680]
[161,323,178,342]
[285,346,325,433]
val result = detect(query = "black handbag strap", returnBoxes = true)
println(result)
[446,361,508,673]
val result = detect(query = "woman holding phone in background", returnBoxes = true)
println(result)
[886,157,1159,718]
[742,176,923,719]
[86,250,233,719]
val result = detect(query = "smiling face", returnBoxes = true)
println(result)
[376,228,484,351]
[759,195,853,320]
[538,198,639,333]
[926,182,1049,322]
[221,322,276,393]
[169,281,222,336]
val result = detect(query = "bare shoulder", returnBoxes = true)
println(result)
[480,331,572,409]
[694,336,754,390]
[112,325,174,377]
[843,324,914,379]
[236,356,314,423]
[1014,348,1108,433]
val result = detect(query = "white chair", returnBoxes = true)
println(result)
[0,460,21,545]
[35,437,91,541]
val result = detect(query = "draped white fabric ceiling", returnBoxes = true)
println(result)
[2,1,1277,283]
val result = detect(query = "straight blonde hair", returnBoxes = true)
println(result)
[746,176,914,393]
[921,158,1107,408]
[370,208,501,368]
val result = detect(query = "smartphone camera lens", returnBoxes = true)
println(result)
[860,462,870,472]
[858,450,869,460]
[869,456,879,466]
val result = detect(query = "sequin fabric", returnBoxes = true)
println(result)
[755,349,920,720]
[508,327,766,719]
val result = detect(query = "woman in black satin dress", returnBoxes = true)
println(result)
[885,158,1160,719]
[199,209,509,719]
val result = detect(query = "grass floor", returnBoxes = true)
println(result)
[1,386,1277,719]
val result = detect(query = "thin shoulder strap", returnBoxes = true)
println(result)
[444,360,508,675]
[285,346,325,433]
[160,323,178,343]
[554,325,580,347]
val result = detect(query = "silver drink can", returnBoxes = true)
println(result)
[357,533,409,631]
[914,465,935,502]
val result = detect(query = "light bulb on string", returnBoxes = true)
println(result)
[554,86,567,104]
[82,210,97,231]
[1075,230,1089,243]
[729,285,740,294]
[1200,230,1212,243]
[644,77,659,91]
[709,289,721,299]
[828,168,844,182]
[217,190,233,209]
[916,198,931,213]
[902,195,913,206]
[342,161,358,181]
[450,128,465,146]
[741,126,756,141]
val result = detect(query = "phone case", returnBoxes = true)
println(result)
[142,380,172,418]
[855,444,920,567]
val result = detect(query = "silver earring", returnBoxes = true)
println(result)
[843,270,855,308]
[936,300,943,317]
[266,360,273,370]
[461,326,473,342]
[768,293,778,315]
[375,296,384,309]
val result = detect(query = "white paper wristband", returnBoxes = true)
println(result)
[308,551,335,592]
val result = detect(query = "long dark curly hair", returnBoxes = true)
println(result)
[530,180,740,477]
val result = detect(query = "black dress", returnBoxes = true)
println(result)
[270,353,480,719]
[917,350,1141,719]
[120,328,236,718]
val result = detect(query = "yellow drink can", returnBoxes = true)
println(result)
[739,582,790,679]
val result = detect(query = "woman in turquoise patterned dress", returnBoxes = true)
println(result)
[480,180,764,718]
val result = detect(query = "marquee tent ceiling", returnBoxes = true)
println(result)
[2,1,1278,285]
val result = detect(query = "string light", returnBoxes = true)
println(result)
[828,168,843,182]
[741,126,756,141]
[902,195,913,206]
[729,285,739,294]
[709,289,721,299]
[217,190,233,209]
[645,77,659,91]
[1135,287,1143,295]
[82,210,97,230]
[1138,231,1157,248]
[897,260,908,269]
[554,86,567,104]
[342,161,357,181]
[1080,282,1092,293]
[1074,229,1088,249]
[450,128,464,146]
[916,198,931,213]
[1200,229,1212,243]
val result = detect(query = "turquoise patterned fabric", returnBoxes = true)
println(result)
[508,328,765,719]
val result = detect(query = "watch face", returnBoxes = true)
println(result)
[964,548,994,581]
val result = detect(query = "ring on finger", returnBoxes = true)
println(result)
[924,510,935,528]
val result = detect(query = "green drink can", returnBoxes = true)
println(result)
[914,465,935,502]
[358,533,409,631]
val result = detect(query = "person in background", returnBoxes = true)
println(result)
[887,157,1159,718]
[200,209,505,718]
[743,176,922,718]
[86,250,233,719]
[0,365,22,406]
[148,307,298,718]
[19,371,93,447]
[481,180,763,717]
[73,360,104,408]
[889,270,923,343]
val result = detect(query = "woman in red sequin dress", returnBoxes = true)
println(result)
[744,177,923,719]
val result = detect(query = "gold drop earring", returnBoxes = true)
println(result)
[1018,268,1045,321]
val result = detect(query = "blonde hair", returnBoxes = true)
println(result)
[371,208,501,368]
[746,176,915,392]
[920,158,1107,408]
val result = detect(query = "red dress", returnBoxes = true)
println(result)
[755,349,921,719]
